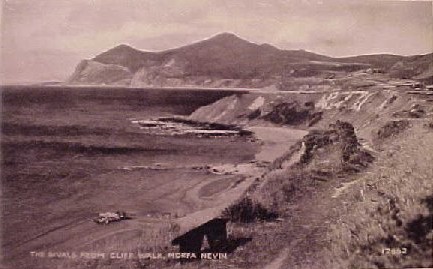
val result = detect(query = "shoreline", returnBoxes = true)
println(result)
[174,124,308,233]
[1,83,258,92]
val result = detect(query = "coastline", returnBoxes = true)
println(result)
[17,83,258,92]
[174,124,308,233]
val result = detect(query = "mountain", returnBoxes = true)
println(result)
[68,59,133,85]
[336,54,405,69]
[93,44,157,72]
[67,33,432,87]
[337,53,433,82]
[390,53,433,83]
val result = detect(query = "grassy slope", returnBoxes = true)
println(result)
[167,93,432,269]
[224,122,432,269]
[166,90,432,269]
[324,122,433,269]
[178,86,432,269]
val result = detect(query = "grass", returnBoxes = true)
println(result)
[218,120,432,269]
[323,122,433,269]
[221,197,278,223]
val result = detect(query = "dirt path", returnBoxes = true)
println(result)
[263,237,303,269]
[263,247,291,269]
[259,171,349,269]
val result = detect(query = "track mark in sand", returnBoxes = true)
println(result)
[263,238,302,269]
[78,225,152,249]
[8,219,88,250]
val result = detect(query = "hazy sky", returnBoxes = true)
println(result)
[1,0,432,83]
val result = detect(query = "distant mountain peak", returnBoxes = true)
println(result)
[206,32,250,43]
[110,44,138,52]
[94,44,141,60]
[115,43,132,48]
[259,43,279,51]
[212,32,240,39]
[93,43,148,72]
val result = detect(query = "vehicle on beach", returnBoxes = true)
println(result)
[93,211,128,224]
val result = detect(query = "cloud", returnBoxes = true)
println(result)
[54,21,200,54]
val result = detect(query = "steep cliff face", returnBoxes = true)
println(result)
[129,57,188,87]
[67,60,132,85]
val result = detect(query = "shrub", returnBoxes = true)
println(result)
[222,197,278,223]
[424,121,433,129]
[377,120,410,139]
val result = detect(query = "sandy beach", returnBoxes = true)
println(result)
[175,125,308,232]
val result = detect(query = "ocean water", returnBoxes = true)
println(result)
[1,86,257,258]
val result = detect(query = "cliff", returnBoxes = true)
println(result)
[67,60,132,85]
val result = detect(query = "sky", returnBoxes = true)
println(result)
[1,0,432,83]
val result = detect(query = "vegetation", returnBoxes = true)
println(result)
[376,120,410,140]
[324,123,433,269]
[222,197,278,223]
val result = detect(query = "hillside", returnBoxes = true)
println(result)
[67,33,432,88]
[392,53,433,83]
[110,70,433,269]
[178,74,433,269]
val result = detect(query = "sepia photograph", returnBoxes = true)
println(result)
[1,0,432,268]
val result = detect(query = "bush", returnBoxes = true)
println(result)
[222,197,278,223]
[377,120,410,139]
[424,121,433,129]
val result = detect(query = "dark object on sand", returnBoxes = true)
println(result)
[94,211,128,224]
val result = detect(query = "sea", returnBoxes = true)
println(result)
[1,85,257,258]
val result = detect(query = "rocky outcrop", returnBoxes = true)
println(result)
[300,121,374,173]
[130,57,188,87]
[262,101,323,126]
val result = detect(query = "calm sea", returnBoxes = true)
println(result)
[1,85,256,255]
